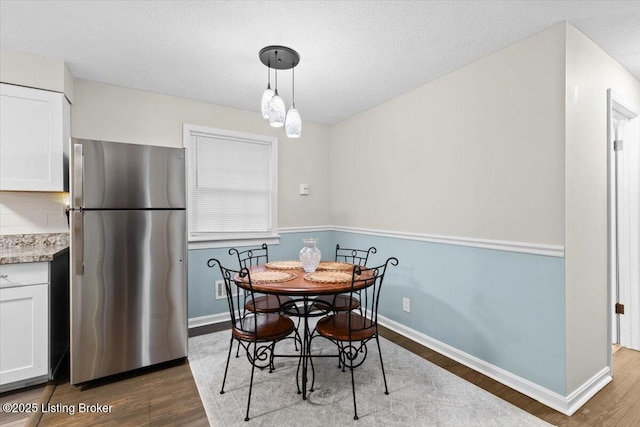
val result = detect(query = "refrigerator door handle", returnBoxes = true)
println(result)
[72,210,84,275]
[73,143,83,208]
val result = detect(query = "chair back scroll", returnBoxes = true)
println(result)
[335,244,377,266]
[348,257,398,339]
[229,244,269,269]
[206,258,259,340]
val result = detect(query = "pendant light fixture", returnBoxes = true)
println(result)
[259,46,301,137]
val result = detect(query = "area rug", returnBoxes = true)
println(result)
[188,325,552,426]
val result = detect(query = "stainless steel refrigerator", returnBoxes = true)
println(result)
[69,138,187,385]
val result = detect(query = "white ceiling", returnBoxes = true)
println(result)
[1,1,639,125]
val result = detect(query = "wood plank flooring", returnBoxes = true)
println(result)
[0,384,46,427]
[380,326,640,427]
[1,322,639,426]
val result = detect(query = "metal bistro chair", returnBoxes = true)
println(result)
[313,245,377,313]
[229,244,297,356]
[229,244,294,314]
[312,257,398,420]
[207,259,296,422]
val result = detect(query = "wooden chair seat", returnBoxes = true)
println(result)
[313,294,360,312]
[316,313,376,342]
[233,313,295,342]
[245,294,293,313]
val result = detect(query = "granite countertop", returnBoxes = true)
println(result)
[0,233,70,265]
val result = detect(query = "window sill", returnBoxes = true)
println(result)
[188,235,280,250]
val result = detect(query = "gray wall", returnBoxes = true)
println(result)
[330,24,565,245]
[71,79,332,229]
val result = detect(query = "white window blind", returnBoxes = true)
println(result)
[184,125,278,244]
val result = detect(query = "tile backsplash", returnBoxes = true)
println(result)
[0,192,70,235]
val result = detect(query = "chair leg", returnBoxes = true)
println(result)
[220,337,234,394]
[347,345,359,420]
[375,335,389,395]
[236,340,241,358]
[245,347,257,422]
[308,337,316,392]
[295,347,302,394]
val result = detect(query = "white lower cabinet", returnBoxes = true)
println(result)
[0,262,49,388]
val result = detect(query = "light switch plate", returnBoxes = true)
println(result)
[299,184,309,195]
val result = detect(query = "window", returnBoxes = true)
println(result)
[183,124,278,247]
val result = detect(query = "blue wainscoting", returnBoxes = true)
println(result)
[187,229,566,395]
[187,231,334,319]
[332,230,566,395]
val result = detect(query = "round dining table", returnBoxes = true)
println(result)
[242,263,371,295]
[234,261,372,400]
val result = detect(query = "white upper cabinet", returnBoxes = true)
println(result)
[0,83,70,191]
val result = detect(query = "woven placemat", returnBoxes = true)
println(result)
[304,270,353,283]
[264,260,302,270]
[316,261,354,271]
[244,270,297,284]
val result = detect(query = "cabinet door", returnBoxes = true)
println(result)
[0,284,49,385]
[0,83,68,191]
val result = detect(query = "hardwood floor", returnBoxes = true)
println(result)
[2,322,639,426]
[28,357,208,427]
[0,383,47,427]
[380,326,640,427]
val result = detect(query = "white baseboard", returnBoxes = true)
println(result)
[563,366,612,415]
[188,313,230,329]
[188,310,610,415]
[377,314,611,416]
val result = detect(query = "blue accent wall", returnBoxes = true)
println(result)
[333,231,566,395]
[187,231,334,319]
[187,229,566,395]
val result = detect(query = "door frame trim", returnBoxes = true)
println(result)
[607,88,640,370]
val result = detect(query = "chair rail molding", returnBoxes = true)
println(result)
[331,226,565,257]
[278,226,333,233]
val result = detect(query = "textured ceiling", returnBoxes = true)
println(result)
[1,1,639,125]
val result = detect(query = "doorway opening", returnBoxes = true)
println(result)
[608,89,640,363]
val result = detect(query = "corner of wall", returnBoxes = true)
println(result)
[64,64,74,104]
[563,18,640,395]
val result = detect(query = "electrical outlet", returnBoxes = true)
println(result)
[403,297,410,313]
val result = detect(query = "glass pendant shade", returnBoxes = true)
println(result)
[285,106,301,138]
[268,93,286,127]
[261,87,274,119]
